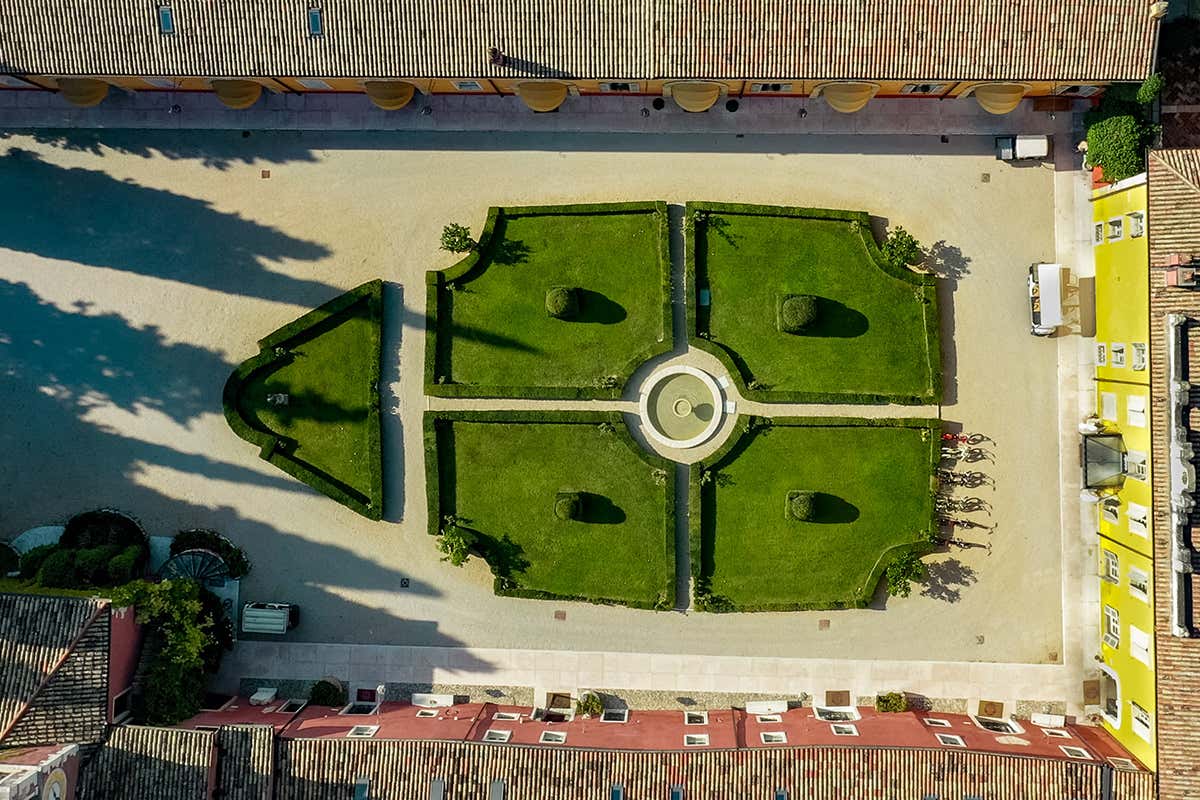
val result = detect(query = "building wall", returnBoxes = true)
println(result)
[108,605,143,722]
[1091,176,1156,770]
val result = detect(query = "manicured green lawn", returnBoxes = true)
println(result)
[226,281,382,518]
[695,208,939,402]
[436,207,669,394]
[436,417,673,607]
[698,421,936,610]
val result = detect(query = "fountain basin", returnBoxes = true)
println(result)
[639,365,725,449]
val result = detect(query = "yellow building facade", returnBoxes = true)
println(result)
[1090,176,1156,769]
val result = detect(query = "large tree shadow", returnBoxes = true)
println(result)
[920,558,977,603]
[0,148,335,306]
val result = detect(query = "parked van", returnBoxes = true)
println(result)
[241,602,299,635]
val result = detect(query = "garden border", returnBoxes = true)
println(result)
[424,409,677,610]
[689,415,940,612]
[223,280,384,520]
[425,202,673,400]
[686,202,942,405]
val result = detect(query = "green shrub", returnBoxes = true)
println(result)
[554,491,583,521]
[19,544,57,579]
[1136,73,1164,105]
[1085,113,1150,182]
[199,588,234,674]
[576,693,604,716]
[143,657,207,725]
[0,543,17,576]
[38,549,78,588]
[545,286,579,320]
[309,679,347,707]
[108,544,146,584]
[885,551,926,598]
[170,529,251,578]
[778,294,818,333]
[438,525,476,566]
[61,509,145,550]
[881,227,923,268]
[74,545,122,586]
[787,490,816,521]
[440,223,476,253]
[876,692,908,713]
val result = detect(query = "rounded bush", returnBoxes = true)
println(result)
[108,544,147,585]
[309,679,346,707]
[546,286,579,320]
[61,509,146,550]
[780,295,818,333]
[787,490,816,521]
[555,491,583,521]
[75,545,122,586]
[876,692,908,713]
[19,544,58,580]
[38,549,78,588]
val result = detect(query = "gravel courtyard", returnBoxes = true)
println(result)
[0,129,1064,663]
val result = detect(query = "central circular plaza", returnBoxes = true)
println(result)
[639,365,724,449]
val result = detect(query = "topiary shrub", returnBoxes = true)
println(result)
[75,544,123,586]
[786,490,816,521]
[108,544,146,585]
[19,544,57,579]
[1136,73,1164,105]
[309,679,347,707]
[885,551,927,598]
[778,294,818,333]
[546,286,579,320]
[171,529,251,578]
[61,509,146,550]
[876,692,908,713]
[38,549,78,588]
[881,227,923,269]
[555,491,583,521]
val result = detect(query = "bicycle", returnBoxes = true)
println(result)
[942,432,991,445]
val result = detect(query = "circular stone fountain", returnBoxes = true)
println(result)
[639,365,725,449]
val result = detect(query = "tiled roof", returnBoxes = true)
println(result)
[1149,148,1200,800]
[78,725,215,800]
[0,594,109,747]
[0,0,1159,81]
[218,724,275,800]
[274,738,1155,800]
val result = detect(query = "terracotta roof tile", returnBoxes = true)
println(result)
[78,725,215,800]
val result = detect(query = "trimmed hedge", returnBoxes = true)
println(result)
[689,416,940,613]
[554,491,583,520]
[778,294,818,333]
[19,544,57,579]
[223,280,384,520]
[686,202,942,405]
[786,490,815,521]
[546,286,579,320]
[38,549,78,588]
[424,409,676,611]
[425,202,673,400]
[61,509,147,550]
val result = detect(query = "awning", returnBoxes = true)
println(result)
[816,82,879,114]
[516,81,569,112]
[670,82,722,113]
[364,80,416,110]
[973,83,1029,115]
[58,78,108,107]
[211,79,263,110]
[1082,435,1126,489]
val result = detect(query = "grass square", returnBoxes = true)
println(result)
[695,420,936,610]
[429,413,674,608]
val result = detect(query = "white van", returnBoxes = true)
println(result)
[241,602,299,635]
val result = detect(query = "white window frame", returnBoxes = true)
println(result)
[750,82,793,93]
[601,709,629,723]
[1060,745,1093,760]
[1128,567,1149,602]
[539,730,567,744]
[339,702,380,716]
[306,5,323,37]
[1128,211,1145,238]
[1130,702,1152,742]
[1127,502,1149,536]
[1101,498,1120,525]
[1130,625,1151,665]
[599,81,640,93]
[483,729,512,743]
[935,733,966,747]
[970,716,1025,735]
[923,718,952,728]
[346,725,379,738]
[1131,342,1147,371]
[111,688,133,723]
[684,711,708,726]
[814,706,860,722]
[1095,343,1107,366]
[1093,222,1105,246]
[157,4,176,34]
[760,731,788,744]
[415,709,439,719]
[1107,217,1124,240]
[1103,550,1120,583]
[1104,605,1121,649]
[492,712,520,721]
[756,714,782,723]
[454,80,484,92]
[1109,757,1139,771]
[1110,343,1127,368]
[1099,664,1122,727]
[1042,728,1072,738]
[683,733,710,747]
[830,723,859,737]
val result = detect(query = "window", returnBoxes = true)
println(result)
[112,689,133,722]
[1131,343,1147,371]
[346,725,378,738]
[683,733,709,746]
[611,786,625,800]
[307,6,323,36]
[600,82,639,92]
[340,702,380,715]
[416,709,439,718]
[278,699,306,713]
[814,706,860,722]
[1104,605,1121,649]
[297,79,332,90]
[454,80,484,92]
[1101,498,1120,525]
[1101,392,1117,421]
[1124,451,1148,482]
[157,4,175,34]
[1093,223,1105,245]
[142,77,177,89]
[1127,503,1149,536]
[1128,211,1145,238]
[972,716,1022,734]
[935,733,966,747]
[684,711,708,725]
[750,82,793,93]
[1109,757,1139,771]
[1100,667,1121,724]
[901,83,949,94]
[760,731,788,744]
[1127,394,1147,427]
[539,731,566,744]
[1130,626,1151,665]
[1128,567,1149,601]
[923,718,952,728]
[1130,703,1152,742]
[1110,343,1127,368]
[601,709,629,723]
[1056,85,1103,97]
[483,729,512,743]
[1042,728,1071,738]
[830,723,859,737]
[1095,343,1107,366]
[1103,550,1120,583]
[756,714,782,723]
[1060,745,1093,760]
[1108,218,1124,240]
[492,712,520,721]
